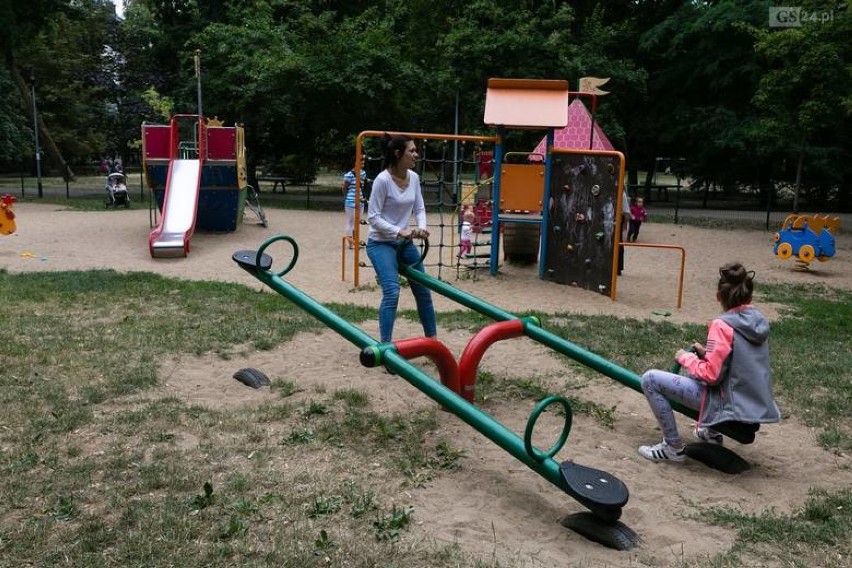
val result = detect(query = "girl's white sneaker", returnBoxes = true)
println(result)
[638,440,686,463]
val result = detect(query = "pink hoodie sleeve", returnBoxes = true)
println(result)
[676,319,734,384]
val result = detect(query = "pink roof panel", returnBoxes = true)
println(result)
[530,99,614,159]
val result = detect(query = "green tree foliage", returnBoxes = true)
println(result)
[637,1,770,191]
[750,3,851,208]
[1,0,848,208]
[0,68,30,164]
[3,0,118,174]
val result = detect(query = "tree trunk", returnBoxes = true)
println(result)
[627,167,638,191]
[642,159,656,202]
[8,58,76,182]
[793,148,803,213]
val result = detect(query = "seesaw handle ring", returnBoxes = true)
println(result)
[257,235,299,277]
[670,345,697,374]
[397,237,429,268]
[523,395,573,462]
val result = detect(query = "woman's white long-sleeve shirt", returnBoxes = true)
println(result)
[367,169,427,242]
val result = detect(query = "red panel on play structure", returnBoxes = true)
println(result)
[143,125,171,160]
[477,151,493,180]
[206,128,236,160]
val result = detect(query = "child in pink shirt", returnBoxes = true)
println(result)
[627,197,648,242]
[457,208,474,258]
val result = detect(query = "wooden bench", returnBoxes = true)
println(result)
[256,176,292,193]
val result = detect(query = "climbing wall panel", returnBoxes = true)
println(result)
[543,151,624,294]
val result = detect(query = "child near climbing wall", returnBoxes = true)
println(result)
[636,262,780,462]
[627,196,648,242]
[457,208,474,259]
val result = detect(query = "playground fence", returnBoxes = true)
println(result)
[629,183,850,232]
[4,174,849,234]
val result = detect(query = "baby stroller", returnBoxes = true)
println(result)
[105,172,130,208]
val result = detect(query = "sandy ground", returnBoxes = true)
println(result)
[2,202,851,566]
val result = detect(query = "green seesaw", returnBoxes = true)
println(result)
[400,240,759,475]
[233,235,639,551]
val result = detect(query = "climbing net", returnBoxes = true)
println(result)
[350,133,499,286]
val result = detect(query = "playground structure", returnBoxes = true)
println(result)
[773,213,839,269]
[344,78,682,306]
[0,194,16,235]
[142,115,265,258]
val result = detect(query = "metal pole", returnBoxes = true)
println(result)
[538,128,556,280]
[194,50,203,119]
[489,127,505,275]
[675,175,681,224]
[765,183,772,231]
[453,89,459,203]
[30,73,43,198]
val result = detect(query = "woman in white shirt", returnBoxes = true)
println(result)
[366,134,436,344]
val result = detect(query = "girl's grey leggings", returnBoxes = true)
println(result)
[640,369,705,447]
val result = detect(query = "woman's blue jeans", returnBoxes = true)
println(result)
[366,239,437,342]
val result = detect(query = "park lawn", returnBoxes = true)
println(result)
[0,269,849,567]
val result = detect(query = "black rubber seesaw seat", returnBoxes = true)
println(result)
[560,461,639,550]
[522,396,637,549]
[232,250,273,275]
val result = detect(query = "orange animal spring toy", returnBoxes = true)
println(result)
[1,194,17,235]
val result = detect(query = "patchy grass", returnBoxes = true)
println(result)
[694,488,852,567]
[0,269,848,566]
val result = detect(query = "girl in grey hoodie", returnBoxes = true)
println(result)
[638,262,781,462]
